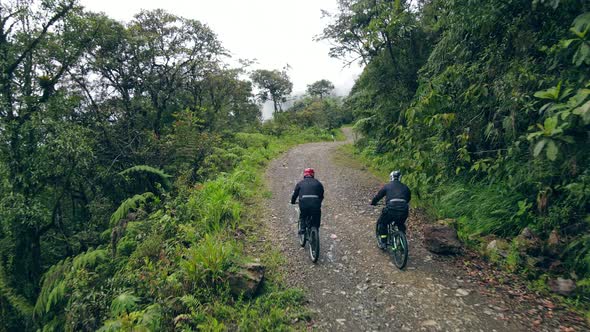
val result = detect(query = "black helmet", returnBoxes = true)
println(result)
[390,170,401,181]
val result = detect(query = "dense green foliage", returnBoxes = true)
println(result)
[23,128,331,332]
[323,0,590,303]
[0,1,346,330]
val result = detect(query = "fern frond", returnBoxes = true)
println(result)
[96,319,122,332]
[138,303,162,330]
[35,258,71,316]
[44,281,66,314]
[0,263,34,318]
[110,292,139,317]
[35,249,109,317]
[118,165,172,189]
[72,249,108,270]
[109,192,156,227]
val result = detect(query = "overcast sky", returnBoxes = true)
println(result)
[80,0,364,119]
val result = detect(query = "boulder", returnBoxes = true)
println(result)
[423,224,462,255]
[547,229,561,256]
[549,278,576,296]
[548,229,560,247]
[227,262,265,299]
[486,239,509,258]
[516,227,542,256]
[521,227,533,239]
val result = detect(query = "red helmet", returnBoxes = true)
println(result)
[303,168,315,178]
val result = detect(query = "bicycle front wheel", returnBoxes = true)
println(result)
[309,227,320,263]
[390,231,408,269]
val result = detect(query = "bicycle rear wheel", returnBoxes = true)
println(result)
[390,231,408,269]
[308,227,320,263]
[298,218,306,247]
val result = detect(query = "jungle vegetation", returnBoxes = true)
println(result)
[322,0,590,308]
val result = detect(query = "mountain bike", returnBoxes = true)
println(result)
[298,216,320,263]
[376,221,408,269]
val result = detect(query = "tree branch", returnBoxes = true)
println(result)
[5,1,75,76]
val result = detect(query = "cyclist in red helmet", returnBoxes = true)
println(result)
[291,168,325,234]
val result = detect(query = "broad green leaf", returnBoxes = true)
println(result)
[534,86,559,100]
[560,87,574,100]
[527,132,543,140]
[573,43,590,67]
[567,89,590,108]
[540,102,552,113]
[533,139,547,157]
[573,100,590,115]
[573,100,590,124]
[543,117,558,132]
[546,140,558,161]
[559,110,571,120]
[560,39,576,49]
[572,12,590,38]
[570,27,585,39]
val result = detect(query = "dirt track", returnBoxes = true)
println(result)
[263,128,581,332]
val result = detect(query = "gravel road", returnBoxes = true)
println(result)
[263,128,583,332]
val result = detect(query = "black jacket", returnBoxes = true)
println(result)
[371,180,411,206]
[291,177,324,208]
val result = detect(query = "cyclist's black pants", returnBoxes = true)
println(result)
[299,208,321,228]
[299,199,321,228]
[377,203,408,236]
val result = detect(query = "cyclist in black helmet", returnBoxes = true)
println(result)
[370,170,411,249]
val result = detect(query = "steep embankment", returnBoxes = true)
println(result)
[262,128,586,331]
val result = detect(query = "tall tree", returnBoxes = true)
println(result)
[250,69,293,113]
[307,79,335,100]
[0,0,98,319]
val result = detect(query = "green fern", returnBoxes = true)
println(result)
[109,192,155,227]
[35,249,108,317]
[0,263,34,319]
[72,248,108,270]
[197,317,226,332]
[35,259,71,316]
[137,303,162,330]
[110,292,140,317]
[98,303,161,332]
[118,165,172,189]
[181,234,235,286]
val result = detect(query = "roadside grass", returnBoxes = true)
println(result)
[332,144,367,171]
[189,127,339,329]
